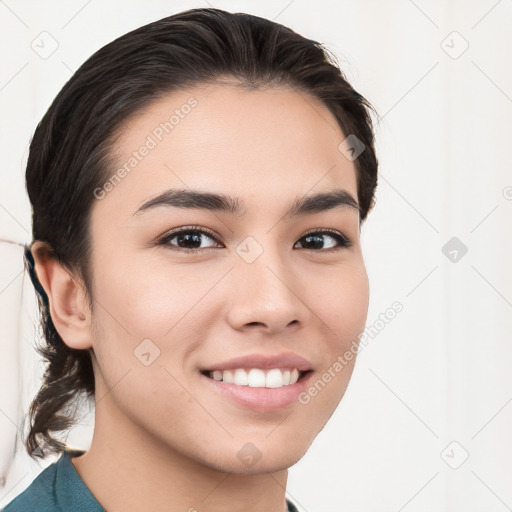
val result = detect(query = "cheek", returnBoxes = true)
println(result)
[314,261,370,342]
[91,250,219,339]
[88,262,200,430]
[294,265,368,427]
[89,253,228,400]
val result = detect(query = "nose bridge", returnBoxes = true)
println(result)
[226,235,306,331]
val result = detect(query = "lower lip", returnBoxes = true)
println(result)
[201,371,313,412]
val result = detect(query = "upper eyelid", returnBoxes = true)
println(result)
[157,225,219,241]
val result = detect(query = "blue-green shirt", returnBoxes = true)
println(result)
[2,450,300,511]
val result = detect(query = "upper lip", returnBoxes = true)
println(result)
[201,352,313,372]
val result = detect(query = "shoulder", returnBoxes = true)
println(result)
[286,498,300,512]
[2,456,60,512]
[2,449,104,512]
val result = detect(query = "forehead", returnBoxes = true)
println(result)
[92,83,358,221]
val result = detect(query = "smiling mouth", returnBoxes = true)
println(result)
[200,367,312,388]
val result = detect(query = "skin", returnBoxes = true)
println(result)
[32,82,370,512]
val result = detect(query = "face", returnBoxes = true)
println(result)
[86,82,369,474]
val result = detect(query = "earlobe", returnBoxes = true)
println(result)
[31,241,92,350]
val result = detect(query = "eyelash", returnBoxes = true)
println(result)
[155,225,352,253]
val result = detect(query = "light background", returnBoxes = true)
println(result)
[1,1,511,511]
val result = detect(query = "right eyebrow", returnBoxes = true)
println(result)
[131,188,244,216]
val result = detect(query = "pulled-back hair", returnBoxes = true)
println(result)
[23,7,378,458]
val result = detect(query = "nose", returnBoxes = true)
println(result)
[225,245,310,335]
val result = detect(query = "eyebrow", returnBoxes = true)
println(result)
[132,188,360,219]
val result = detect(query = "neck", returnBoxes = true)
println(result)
[71,391,290,512]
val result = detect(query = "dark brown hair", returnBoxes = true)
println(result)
[23,7,378,458]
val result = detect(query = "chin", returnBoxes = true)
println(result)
[202,437,313,475]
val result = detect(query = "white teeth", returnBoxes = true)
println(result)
[208,367,304,388]
[248,369,266,387]
[233,369,248,386]
[265,368,283,388]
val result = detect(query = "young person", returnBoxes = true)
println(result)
[3,7,378,511]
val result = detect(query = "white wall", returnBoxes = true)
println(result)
[1,1,511,511]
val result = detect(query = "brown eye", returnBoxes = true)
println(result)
[157,226,222,252]
[294,230,351,251]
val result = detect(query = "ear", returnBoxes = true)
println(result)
[31,241,92,350]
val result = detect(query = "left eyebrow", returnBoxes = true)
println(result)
[131,188,360,218]
[285,189,360,218]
